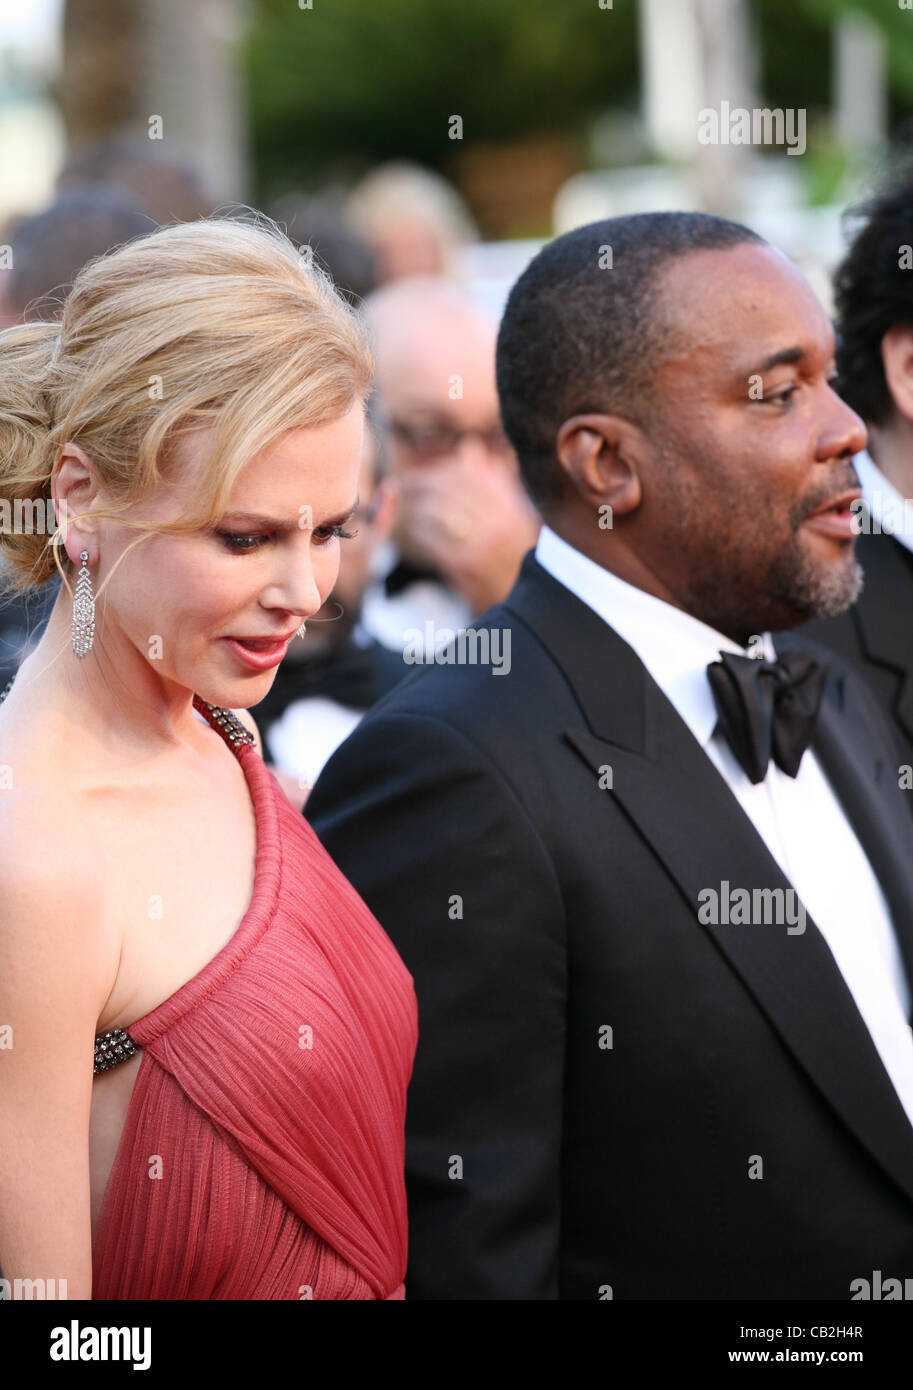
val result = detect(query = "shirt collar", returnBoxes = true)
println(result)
[534,525,774,750]
[853,449,913,555]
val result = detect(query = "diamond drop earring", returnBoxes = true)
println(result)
[71,550,96,658]
[296,622,307,639]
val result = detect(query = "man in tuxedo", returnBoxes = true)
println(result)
[802,171,913,777]
[306,213,913,1299]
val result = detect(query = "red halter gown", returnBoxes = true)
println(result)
[91,697,417,1299]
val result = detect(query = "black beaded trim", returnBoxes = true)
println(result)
[94,1027,138,1075]
[192,696,255,748]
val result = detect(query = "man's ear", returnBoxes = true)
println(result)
[880,326,913,423]
[366,474,399,543]
[555,413,644,518]
[53,442,103,562]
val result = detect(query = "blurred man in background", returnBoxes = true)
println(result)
[360,275,541,656]
[55,133,215,225]
[270,190,378,305]
[0,187,152,328]
[346,160,477,285]
[803,169,913,777]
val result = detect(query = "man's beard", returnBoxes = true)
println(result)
[764,522,864,622]
[656,461,864,640]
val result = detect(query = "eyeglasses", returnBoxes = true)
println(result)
[388,417,514,461]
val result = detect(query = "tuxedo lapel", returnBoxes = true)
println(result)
[776,627,913,989]
[506,552,913,1209]
[853,536,913,746]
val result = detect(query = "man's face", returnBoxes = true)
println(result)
[634,243,867,641]
[375,306,517,557]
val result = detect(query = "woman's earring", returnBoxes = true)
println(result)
[71,550,96,658]
[296,622,307,639]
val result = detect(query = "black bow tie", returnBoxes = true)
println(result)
[706,648,829,785]
[384,557,444,598]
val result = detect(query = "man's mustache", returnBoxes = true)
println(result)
[792,463,862,527]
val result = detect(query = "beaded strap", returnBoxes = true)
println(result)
[192,695,256,749]
[94,1027,138,1075]
[1,676,252,1073]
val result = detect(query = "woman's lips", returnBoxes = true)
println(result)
[222,636,290,671]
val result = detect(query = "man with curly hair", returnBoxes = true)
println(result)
[803,168,913,777]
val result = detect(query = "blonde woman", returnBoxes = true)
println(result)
[0,218,417,1300]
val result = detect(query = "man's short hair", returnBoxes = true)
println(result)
[833,165,913,427]
[495,211,765,514]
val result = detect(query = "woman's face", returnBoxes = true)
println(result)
[93,402,365,710]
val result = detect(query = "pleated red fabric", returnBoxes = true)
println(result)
[91,704,417,1300]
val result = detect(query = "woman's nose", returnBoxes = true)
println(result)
[261,549,324,617]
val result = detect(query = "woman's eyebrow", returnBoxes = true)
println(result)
[218,499,360,530]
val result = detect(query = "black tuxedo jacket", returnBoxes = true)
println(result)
[802,531,913,776]
[306,551,913,1300]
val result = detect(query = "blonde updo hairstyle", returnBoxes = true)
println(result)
[0,215,375,605]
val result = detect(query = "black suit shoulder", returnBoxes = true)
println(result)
[305,623,569,1299]
[799,532,913,772]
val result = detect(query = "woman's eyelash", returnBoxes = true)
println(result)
[216,525,358,553]
[321,525,358,542]
[217,532,269,552]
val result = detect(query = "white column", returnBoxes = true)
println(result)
[138,0,250,203]
[638,0,705,162]
[638,0,758,214]
[834,11,886,153]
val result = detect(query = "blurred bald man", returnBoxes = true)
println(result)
[360,276,541,654]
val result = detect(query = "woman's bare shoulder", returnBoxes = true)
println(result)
[0,782,116,1021]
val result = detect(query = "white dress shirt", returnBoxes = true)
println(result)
[266,697,363,791]
[535,523,913,1128]
[361,539,473,656]
[853,448,913,556]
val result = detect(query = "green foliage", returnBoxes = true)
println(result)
[246,0,639,197]
[785,0,913,96]
[245,0,913,205]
